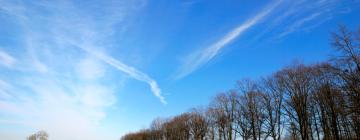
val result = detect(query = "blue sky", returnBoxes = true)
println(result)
[0,0,359,139]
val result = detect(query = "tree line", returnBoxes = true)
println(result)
[121,26,360,140]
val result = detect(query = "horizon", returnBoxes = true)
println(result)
[0,0,360,139]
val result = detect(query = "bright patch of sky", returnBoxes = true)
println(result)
[0,0,359,139]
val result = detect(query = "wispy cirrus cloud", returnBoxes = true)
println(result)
[78,46,167,104]
[0,0,162,139]
[277,12,323,38]
[0,50,16,68]
[175,0,283,79]
[257,0,349,41]
[44,1,167,105]
[176,0,355,79]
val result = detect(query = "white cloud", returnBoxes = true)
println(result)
[0,50,16,68]
[0,74,117,140]
[76,56,106,80]
[277,12,322,38]
[78,46,167,104]
[0,79,14,100]
[0,0,152,139]
[176,0,348,79]
[78,84,115,108]
[176,0,283,79]
[255,0,341,41]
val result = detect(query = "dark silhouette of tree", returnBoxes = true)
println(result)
[331,25,360,138]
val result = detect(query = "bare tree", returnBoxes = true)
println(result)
[205,107,217,140]
[331,25,360,138]
[149,118,166,140]
[261,76,284,140]
[27,130,48,140]
[209,91,238,140]
[276,64,314,140]
[236,80,266,140]
[188,109,208,140]
[163,113,191,140]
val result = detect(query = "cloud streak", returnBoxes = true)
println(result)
[176,0,283,79]
[14,0,166,104]
[176,0,351,79]
[77,46,167,104]
[253,0,344,41]
[277,12,322,38]
[0,0,163,139]
[0,50,16,68]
